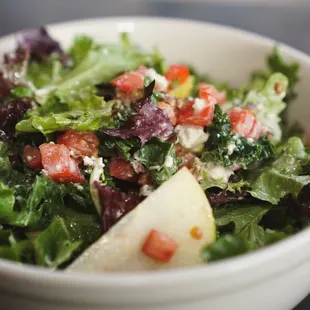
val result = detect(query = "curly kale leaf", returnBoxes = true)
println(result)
[202,105,274,168]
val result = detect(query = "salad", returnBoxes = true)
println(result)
[0,27,309,271]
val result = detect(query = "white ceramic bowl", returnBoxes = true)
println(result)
[1,17,310,310]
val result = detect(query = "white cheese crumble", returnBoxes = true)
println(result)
[130,160,145,174]
[174,125,209,149]
[192,98,206,112]
[206,162,233,182]
[90,157,105,183]
[193,158,233,183]
[72,183,84,191]
[83,156,97,167]
[227,142,236,155]
[146,68,168,92]
[139,185,154,197]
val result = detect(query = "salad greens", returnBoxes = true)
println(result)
[0,26,308,269]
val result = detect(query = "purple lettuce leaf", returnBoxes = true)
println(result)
[103,98,173,145]
[16,27,63,61]
[3,27,66,71]
[297,184,310,217]
[0,98,32,140]
[94,183,141,233]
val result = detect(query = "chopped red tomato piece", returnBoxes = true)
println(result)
[39,143,85,184]
[142,229,178,262]
[57,131,99,157]
[165,65,189,84]
[248,119,263,140]
[199,83,226,105]
[23,145,42,169]
[111,71,144,93]
[228,108,256,138]
[109,158,138,182]
[158,101,177,125]
[177,99,215,127]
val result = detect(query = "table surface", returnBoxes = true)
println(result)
[0,1,309,309]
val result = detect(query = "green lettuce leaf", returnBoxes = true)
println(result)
[250,137,310,204]
[200,177,249,192]
[202,234,247,262]
[1,174,65,229]
[0,182,15,221]
[214,204,272,234]
[202,203,288,262]
[135,139,180,185]
[34,211,100,268]
[0,141,11,181]
[69,35,94,66]
[16,103,113,134]
[27,54,68,88]
[0,228,34,263]
[35,34,158,100]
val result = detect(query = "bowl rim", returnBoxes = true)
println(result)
[1,15,310,288]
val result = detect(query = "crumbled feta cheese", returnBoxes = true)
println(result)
[165,155,174,168]
[83,156,96,167]
[206,163,232,182]
[139,185,154,197]
[72,183,84,191]
[146,68,168,92]
[227,142,236,155]
[192,98,206,112]
[247,138,254,144]
[55,164,61,171]
[131,160,145,174]
[175,125,209,149]
[194,158,233,183]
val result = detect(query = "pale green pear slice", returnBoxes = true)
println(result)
[68,167,215,272]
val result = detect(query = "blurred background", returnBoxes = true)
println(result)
[0,0,309,309]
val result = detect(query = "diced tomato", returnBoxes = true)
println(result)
[228,108,256,138]
[39,143,85,184]
[23,145,42,169]
[57,131,99,157]
[177,99,215,127]
[199,83,226,105]
[165,65,189,84]
[111,71,144,93]
[142,229,178,262]
[158,101,177,125]
[109,158,138,182]
[247,119,263,140]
